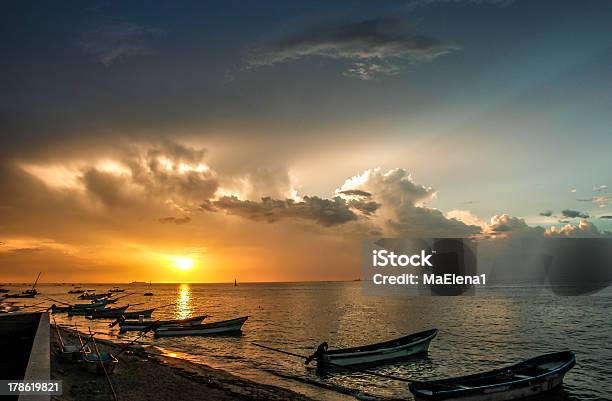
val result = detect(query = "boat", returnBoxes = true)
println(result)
[409,351,576,401]
[314,329,438,367]
[79,292,112,300]
[74,330,118,374]
[21,272,41,296]
[154,316,249,337]
[0,289,9,293]
[88,305,130,318]
[117,314,208,332]
[121,308,156,319]
[109,288,125,293]
[143,292,154,296]
[3,293,36,299]
[68,289,85,294]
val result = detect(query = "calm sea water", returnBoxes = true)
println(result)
[14,282,612,401]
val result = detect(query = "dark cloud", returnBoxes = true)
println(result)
[338,189,372,198]
[247,17,460,79]
[211,196,360,227]
[561,209,589,219]
[539,210,553,217]
[158,216,191,225]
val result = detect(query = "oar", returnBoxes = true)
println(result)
[252,342,454,388]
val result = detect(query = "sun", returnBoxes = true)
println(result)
[170,256,194,271]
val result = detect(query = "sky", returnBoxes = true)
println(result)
[1,0,611,283]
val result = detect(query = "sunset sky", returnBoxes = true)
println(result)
[1,0,611,283]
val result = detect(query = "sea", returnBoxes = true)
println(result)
[8,282,612,401]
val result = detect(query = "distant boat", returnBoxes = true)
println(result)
[144,280,154,296]
[109,288,125,293]
[234,278,237,287]
[21,272,41,296]
[314,329,438,367]
[0,289,9,294]
[409,351,576,401]
[131,281,146,284]
[154,316,249,337]
[68,289,85,294]
[3,293,35,299]
[78,292,112,300]
[90,306,155,319]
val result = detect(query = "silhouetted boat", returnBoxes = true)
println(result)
[88,305,131,318]
[79,292,111,300]
[0,289,9,293]
[21,272,41,296]
[109,287,125,293]
[409,351,576,401]
[3,293,35,299]
[68,289,85,294]
[317,329,438,367]
[117,314,208,332]
[154,316,249,337]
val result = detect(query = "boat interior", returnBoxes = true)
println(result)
[327,329,437,355]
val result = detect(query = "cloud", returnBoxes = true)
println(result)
[211,196,360,227]
[446,209,486,228]
[546,219,605,237]
[79,21,163,66]
[247,17,460,79]
[593,185,608,192]
[336,168,481,236]
[158,216,191,225]
[337,189,372,198]
[484,214,545,237]
[539,210,553,217]
[561,209,589,219]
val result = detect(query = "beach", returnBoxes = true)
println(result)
[51,327,313,401]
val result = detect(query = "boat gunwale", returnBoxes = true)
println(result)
[410,351,576,398]
[154,316,249,332]
[326,329,438,357]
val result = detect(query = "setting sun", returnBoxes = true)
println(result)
[169,256,194,271]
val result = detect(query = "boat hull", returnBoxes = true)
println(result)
[154,316,248,337]
[409,351,576,401]
[119,315,206,332]
[322,329,438,367]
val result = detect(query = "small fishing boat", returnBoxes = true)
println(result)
[79,292,111,300]
[82,352,118,374]
[0,289,9,293]
[154,316,249,337]
[68,289,85,294]
[117,314,208,332]
[88,305,130,318]
[3,293,36,299]
[109,288,125,293]
[409,351,576,401]
[313,329,438,367]
[121,308,156,319]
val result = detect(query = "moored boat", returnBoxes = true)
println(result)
[409,351,576,401]
[312,329,438,367]
[68,289,85,294]
[117,314,208,332]
[154,316,248,337]
[79,292,112,300]
[88,305,131,318]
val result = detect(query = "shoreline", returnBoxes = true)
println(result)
[51,327,315,401]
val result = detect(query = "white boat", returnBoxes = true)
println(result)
[154,316,248,337]
[317,329,438,367]
[409,351,576,401]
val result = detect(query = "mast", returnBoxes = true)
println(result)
[32,272,41,291]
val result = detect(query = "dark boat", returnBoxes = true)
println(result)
[117,314,208,332]
[90,306,155,319]
[0,289,9,293]
[318,329,438,367]
[409,351,576,401]
[3,293,36,299]
[154,316,248,337]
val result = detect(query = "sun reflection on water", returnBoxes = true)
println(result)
[176,283,192,319]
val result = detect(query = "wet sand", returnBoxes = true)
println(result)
[50,327,314,401]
